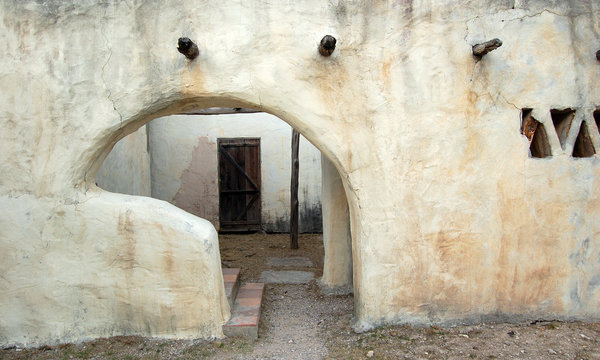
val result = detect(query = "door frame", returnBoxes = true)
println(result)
[217,137,262,232]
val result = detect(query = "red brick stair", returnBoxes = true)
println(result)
[222,268,241,309]
[222,269,264,340]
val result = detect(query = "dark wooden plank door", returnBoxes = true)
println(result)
[218,138,261,232]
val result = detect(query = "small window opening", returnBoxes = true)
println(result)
[551,108,575,150]
[521,109,537,140]
[522,109,551,158]
[572,121,595,158]
[595,110,600,137]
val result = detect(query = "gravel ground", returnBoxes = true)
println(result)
[209,282,344,360]
[3,233,600,359]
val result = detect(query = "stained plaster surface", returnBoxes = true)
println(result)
[147,113,322,232]
[1,0,600,347]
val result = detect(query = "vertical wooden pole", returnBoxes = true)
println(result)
[290,129,300,249]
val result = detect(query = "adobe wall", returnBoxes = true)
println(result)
[96,125,151,196]
[320,155,353,293]
[1,0,599,347]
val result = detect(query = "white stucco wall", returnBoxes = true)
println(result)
[0,191,228,346]
[1,0,600,347]
[148,112,322,233]
[320,154,352,293]
[96,125,151,196]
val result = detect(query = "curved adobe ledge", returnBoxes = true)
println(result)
[0,191,228,347]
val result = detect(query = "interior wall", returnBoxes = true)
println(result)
[148,112,322,232]
[96,125,151,197]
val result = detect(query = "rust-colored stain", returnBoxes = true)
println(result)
[156,223,175,274]
[117,209,136,270]
[309,51,372,173]
[180,57,208,96]
[456,88,486,171]
[381,57,393,93]
[494,177,574,313]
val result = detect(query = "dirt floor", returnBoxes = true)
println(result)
[3,233,600,359]
[218,233,325,282]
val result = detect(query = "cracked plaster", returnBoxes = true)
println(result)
[0,0,600,347]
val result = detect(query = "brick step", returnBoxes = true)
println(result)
[223,282,265,340]
[222,268,241,309]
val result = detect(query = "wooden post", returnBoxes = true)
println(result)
[290,129,300,249]
[472,38,502,57]
[177,37,199,60]
[319,35,337,56]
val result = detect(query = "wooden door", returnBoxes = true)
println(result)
[218,138,261,232]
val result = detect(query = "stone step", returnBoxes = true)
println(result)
[222,268,241,309]
[223,282,265,340]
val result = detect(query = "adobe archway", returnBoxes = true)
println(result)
[84,94,362,342]
[0,0,370,342]
[95,105,356,293]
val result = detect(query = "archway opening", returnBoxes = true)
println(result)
[94,105,355,337]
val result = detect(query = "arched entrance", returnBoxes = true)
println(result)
[84,96,358,340]
[96,106,354,291]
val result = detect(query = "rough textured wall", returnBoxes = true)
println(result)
[96,125,151,196]
[148,113,322,233]
[0,192,228,346]
[320,155,352,293]
[1,0,600,347]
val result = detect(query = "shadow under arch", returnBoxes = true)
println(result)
[86,95,358,330]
